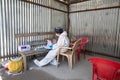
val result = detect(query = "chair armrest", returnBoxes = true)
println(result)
[57,47,72,55]
[70,43,74,46]
[59,46,72,50]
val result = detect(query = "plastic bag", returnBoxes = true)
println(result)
[8,57,23,73]
[1,60,9,70]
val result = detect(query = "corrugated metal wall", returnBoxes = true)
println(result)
[0,0,1,60]
[70,0,120,57]
[51,0,67,30]
[0,0,67,60]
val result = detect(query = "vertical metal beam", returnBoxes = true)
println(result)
[0,0,2,60]
[67,2,70,37]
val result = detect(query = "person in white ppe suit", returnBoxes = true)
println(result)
[34,27,70,67]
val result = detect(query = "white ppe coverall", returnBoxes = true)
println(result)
[34,31,70,67]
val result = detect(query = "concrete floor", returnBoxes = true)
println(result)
[0,53,120,80]
[29,55,92,80]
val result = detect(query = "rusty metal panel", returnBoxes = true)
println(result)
[1,0,7,58]
[70,0,120,57]
[70,11,94,51]
[76,11,94,51]
[51,0,67,11]
[70,4,77,11]
[92,9,118,56]
[29,0,67,11]
[70,3,120,57]
[0,0,2,59]
[0,0,67,59]
[94,0,120,8]
[18,1,52,45]
[51,10,67,30]
[70,8,120,57]
[29,0,51,6]
[115,9,120,57]
[70,13,77,39]
[0,0,54,59]
[70,0,120,11]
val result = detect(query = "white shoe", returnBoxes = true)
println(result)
[50,59,59,66]
[33,59,42,67]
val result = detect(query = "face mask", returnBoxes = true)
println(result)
[56,34,60,36]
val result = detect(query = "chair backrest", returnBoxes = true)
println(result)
[71,37,88,49]
[71,37,88,43]
[89,58,120,80]
[71,39,81,55]
[79,37,88,49]
[80,37,88,44]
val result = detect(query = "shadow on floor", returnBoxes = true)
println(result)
[0,53,119,80]
[0,69,58,80]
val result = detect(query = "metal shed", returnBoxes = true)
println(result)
[0,0,120,60]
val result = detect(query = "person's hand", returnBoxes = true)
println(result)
[52,39,56,44]
[44,38,49,41]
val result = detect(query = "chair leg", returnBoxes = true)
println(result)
[67,56,73,69]
[69,55,73,69]
[56,54,60,67]
[67,57,71,68]
[76,48,81,61]
[84,52,86,59]
[62,56,65,61]
[73,53,76,64]
[77,51,80,61]
[83,50,86,59]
